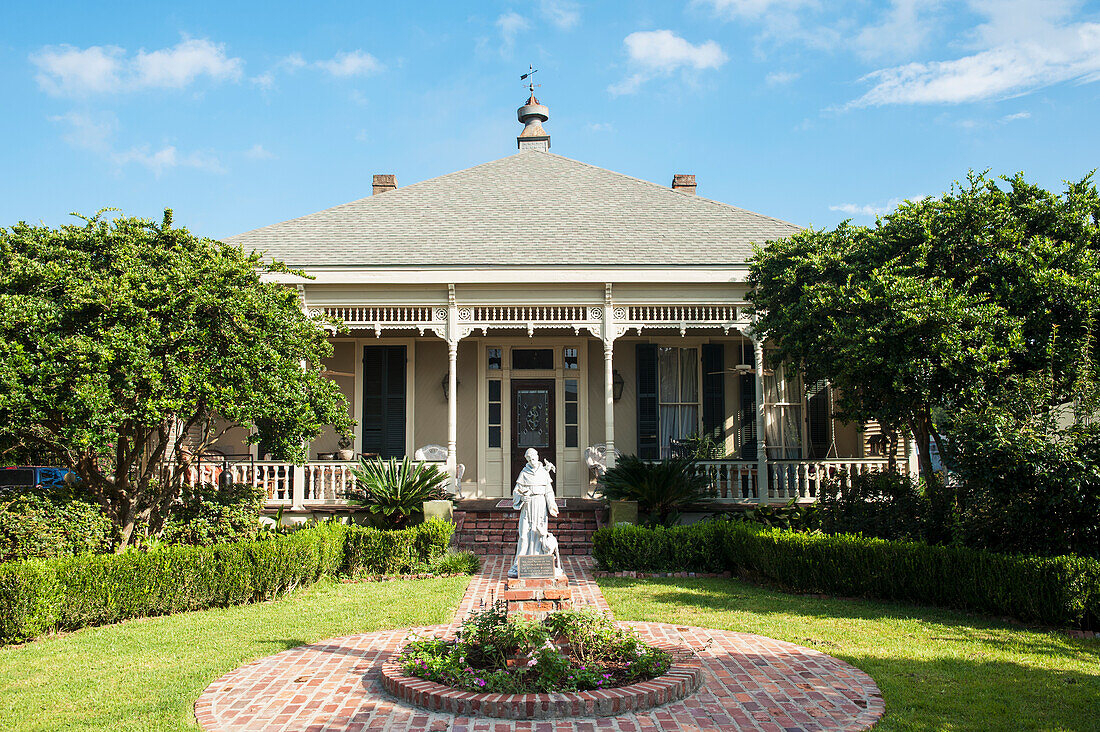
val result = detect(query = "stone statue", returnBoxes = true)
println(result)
[509,448,563,578]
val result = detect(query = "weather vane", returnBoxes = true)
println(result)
[520,65,540,95]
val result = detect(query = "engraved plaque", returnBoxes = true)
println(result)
[517,554,555,579]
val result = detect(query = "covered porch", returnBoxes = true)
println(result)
[187,288,900,510]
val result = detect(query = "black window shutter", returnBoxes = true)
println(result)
[636,343,658,459]
[739,373,757,460]
[362,345,406,458]
[702,343,724,443]
[807,380,829,458]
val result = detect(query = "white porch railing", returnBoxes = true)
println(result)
[177,459,450,508]
[685,458,895,503]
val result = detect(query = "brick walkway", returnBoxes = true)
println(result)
[195,556,884,731]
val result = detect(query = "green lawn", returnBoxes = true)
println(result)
[0,576,470,732]
[600,577,1100,732]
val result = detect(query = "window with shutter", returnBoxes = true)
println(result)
[702,343,724,445]
[739,373,757,460]
[636,344,658,459]
[362,345,406,458]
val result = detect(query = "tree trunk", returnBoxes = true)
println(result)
[908,412,936,485]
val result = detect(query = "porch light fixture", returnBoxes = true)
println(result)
[441,373,460,400]
[612,370,625,401]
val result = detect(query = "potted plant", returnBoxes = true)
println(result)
[336,435,355,461]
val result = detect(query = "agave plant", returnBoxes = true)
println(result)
[344,456,451,529]
[597,455,711,526]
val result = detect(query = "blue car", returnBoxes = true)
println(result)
[0,466,78,492]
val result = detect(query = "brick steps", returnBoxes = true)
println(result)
[453,505,605,556]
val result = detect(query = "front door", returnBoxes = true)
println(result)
[511,379,556,486]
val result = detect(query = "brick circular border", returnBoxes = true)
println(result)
[380,638,703,718]
[194,623,885,731]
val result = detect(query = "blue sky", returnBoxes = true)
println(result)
[2,0,1099,239]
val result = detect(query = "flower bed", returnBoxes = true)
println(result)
[397,606,671,694]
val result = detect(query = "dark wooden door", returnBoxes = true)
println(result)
[511,379,556,486]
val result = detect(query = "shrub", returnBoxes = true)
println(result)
[344,457,450,529]
[732,498,821,532]
[818,471,929,541]
[343,519,455,576]
[592,521,1100,628]
[428,549,481,576]
[159,481,266,546]
[591,521,728,573]
[399,606,671,693]
[597,456,711,526]
[0,493,114,561]
[0,517,461,645]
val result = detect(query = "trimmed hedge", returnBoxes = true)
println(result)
[593,521,1100,628]
[0,518,456,644]
[344,519,454,576]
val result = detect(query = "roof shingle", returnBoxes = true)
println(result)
[226,150,800,267]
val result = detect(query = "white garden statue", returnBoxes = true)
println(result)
[508,448,564,578]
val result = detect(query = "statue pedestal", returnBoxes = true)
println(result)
[502,577,572,621]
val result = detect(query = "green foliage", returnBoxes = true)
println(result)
[159,482,266,546]
[592,521,1100,628]
[731,498,821,532]
[592,521,729,573]
[342,518,455,576]
[0,493,114,561]
[748,172,1100,480]
[945,370,1100,557]
[818,471,931,541]
[0,518,458,644]
[426,549,480,576]
[399,606,671,694]
[597,455,711,526]
[344,457,451,529]
[0,560,59,643]
[0,210,354,546]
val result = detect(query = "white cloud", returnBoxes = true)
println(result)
[497,12,531,53]
[830,195,926,218]
[49,112,225,176]
[766,70,799,85]
[244,143,275,160]
[699,0,815,19]
[1001,110,1030,121]
[848,2,1100,107]
[610,30,728,94]
[854,0,942,61]
[587,122,614,132]
[32,38,241,97]
[113,145,226,175]
[314,50,382,78]
[540,0,580,29]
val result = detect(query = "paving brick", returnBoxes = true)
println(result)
[194,554,883,732]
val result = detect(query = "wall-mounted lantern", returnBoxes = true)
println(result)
[612,370,625,401]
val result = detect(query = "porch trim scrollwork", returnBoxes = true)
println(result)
[317,302,751,338]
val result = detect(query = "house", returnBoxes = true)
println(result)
[192,93,898,519]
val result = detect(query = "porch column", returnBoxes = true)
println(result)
[604,340,616,469]
[447,341,458,471]
[602,283,617,470]
[753,338,768,504]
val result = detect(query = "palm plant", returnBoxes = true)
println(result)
[343,456,450,529]
[597,455,711,526]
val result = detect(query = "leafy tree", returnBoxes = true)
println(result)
[748,172,1100,483]
[0,210,354,546]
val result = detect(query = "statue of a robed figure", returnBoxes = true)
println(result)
[509,448,564,578]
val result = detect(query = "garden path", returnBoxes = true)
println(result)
[195,556,884,731]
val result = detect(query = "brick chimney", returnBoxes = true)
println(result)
[671,174,696,195]
[372,174,397,195]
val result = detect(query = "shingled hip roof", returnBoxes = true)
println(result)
[226,150,801,268]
